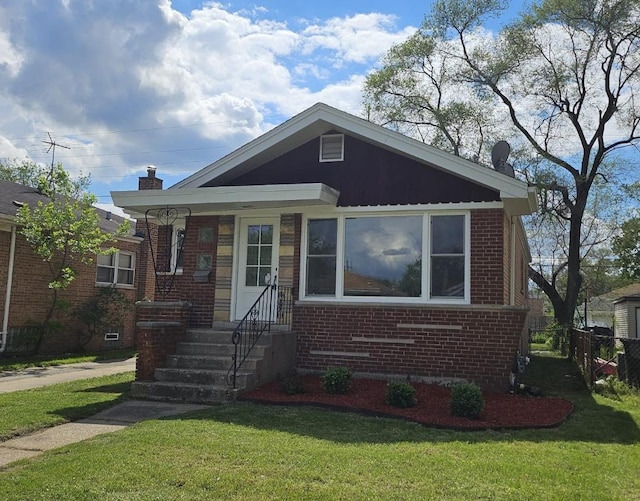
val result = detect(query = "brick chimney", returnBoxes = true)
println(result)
[138,166,163,190]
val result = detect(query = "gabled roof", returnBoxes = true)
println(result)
[0,180,134,236]
[0,181,48,218]
[584,283,640,310]
[172,102,536,215]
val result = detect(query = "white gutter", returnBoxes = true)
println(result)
[1,225,17,352]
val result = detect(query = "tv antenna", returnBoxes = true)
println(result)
[491,140,514,177]
[42,132,70,177]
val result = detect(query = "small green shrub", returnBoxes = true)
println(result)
[386,381,417,408]
[450,382,484,419]
[594,376,639,400]
[322,367,352,394]
[279,372,305,395]
[530,332,550,344]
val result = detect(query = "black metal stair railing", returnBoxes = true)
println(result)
[226,282,293,388]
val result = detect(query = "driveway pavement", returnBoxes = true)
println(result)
[0,357,210,468]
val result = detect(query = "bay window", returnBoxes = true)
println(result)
[303,212,468,302]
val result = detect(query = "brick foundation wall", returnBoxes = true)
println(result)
[292,303,528,392]
[134,301,191,380]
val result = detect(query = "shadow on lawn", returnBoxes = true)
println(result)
[47,381,132,422]
[164,353,640,446]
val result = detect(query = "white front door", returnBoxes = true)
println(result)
[235,217,280,320]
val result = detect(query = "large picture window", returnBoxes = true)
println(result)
[344,216,422,297]
[96,252,135,286]
[302,213,468,302]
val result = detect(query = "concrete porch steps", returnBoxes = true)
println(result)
[131,323,296,404]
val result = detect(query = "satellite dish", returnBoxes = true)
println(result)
[491,140,515,177]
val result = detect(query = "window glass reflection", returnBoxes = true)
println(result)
[344,216,422,297]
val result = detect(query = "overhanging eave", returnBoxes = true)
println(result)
[111,183,340,219]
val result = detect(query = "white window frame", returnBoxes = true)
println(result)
[96,251,135,287]
[319,134,344,162]
[300,210,470,304]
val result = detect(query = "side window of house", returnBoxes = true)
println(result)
[172,227,185,272]
[306,218,337,295]
[430,215,465,298]
[96,252,135,286]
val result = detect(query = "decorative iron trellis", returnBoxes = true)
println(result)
[145,206,191,299]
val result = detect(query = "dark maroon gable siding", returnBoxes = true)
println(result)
[206,135,500,206]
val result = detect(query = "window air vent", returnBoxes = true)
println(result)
[319,134,344,162]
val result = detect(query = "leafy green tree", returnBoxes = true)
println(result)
[363,0,640,329]
[15,164,130,324]
[0,159,47,187]
[612,217,640,280]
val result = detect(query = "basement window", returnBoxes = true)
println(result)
[319,134,344,162]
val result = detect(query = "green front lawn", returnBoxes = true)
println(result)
[0,372,134,441]
[0,354,639,500]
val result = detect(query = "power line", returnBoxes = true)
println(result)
[1,114,289,142]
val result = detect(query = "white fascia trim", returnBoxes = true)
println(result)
[111,183,339,218]
[309,201,504,214]
[172,103,534,213]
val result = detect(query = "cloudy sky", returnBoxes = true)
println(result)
[0,1,522,212]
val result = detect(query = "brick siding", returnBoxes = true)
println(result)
[0,230,139,354]
[292,303,527,391]
[155,215,219,327]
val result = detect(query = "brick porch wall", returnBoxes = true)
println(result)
[166,215,219,327]
[134,301,191,380]
[292,303,528,392]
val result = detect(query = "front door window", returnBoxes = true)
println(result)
[245,224,274,286]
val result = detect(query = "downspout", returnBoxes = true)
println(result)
[509,216,516,306]
[1,225,17,352]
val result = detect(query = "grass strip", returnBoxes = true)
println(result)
[0,372,134,441]
[0,349,136,372]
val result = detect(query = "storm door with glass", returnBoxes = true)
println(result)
[235,217,280,320]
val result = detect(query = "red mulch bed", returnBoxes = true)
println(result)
[240,376,574,430]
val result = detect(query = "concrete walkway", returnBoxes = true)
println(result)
[0,356,137,393]
[0,357,210,468]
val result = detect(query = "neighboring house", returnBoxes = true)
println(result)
[580,283,640,330]
[614,288,640,339]
[0,180,144,355]
[112,103,537,391]
[527,297,551,332]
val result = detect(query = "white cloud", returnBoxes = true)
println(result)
[0,1,416,190]
[301,13,415,65]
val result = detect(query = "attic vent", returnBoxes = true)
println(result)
[319,134,344,162]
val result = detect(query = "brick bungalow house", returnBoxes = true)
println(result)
[112,103,536,396]
[0,180,146,355]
